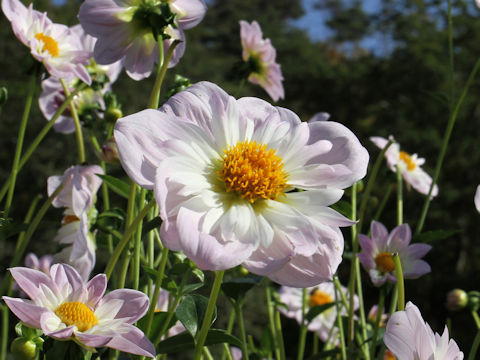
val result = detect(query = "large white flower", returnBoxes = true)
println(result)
[114,82,369,286]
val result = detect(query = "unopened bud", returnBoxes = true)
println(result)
[104,108,123,124]
[11,338,37,360]
[445,289,468,311]
[101,137,119,163]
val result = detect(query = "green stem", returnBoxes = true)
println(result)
[104,199,156,279]
[274,310,286,360]
[297,288,308,360]
[370,288,386,359]
[312,335,319,355]
[347,182,358,354]
[468,312,480,360]
[334,281,347,360]
[4,72,37,215]
[393,253,405,311]
[221,310,236,360]
[234,301,249,360]
[373,184,393,222]
[0,84,87,203]
[133,190,146,290]
[396,165,403,226]
[0,305,8,360]
[416,57,480,235]
[193,270,225,360]
[388,287,398,317]
[60,79,85,163]
[15,194,42,252]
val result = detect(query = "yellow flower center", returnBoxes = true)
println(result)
[219,141,287,203]
[399,151,416,171]
[375,252,395,273]
[383,349,396,360]
[34,33,59,57]
[63,215,79,224]
[54,301,98,332]
[309,289,333,307]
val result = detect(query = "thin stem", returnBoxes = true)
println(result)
[4,72,37,215]
[0,305,8,360]
[15,194,42,252]
[468,312,480,360]
[274,310,286,360]
[416,57,480,235]
[297,288,308,360]
[447,0,454,114]
[133,190,146,290]
[233,301,249,360]
[472,311,480,329]
[388,287,398,317]
[193,270,225,360]
[396,165,403,226]
[104,199,156,279]
[347,182,358,356]
[312,335,319,355]
[370,287,386,359]
[60,79,85,163]
[0,84,87,203]
[221,310,236,360]
[373,184,393,222]
[265,285,281,360]
[334,282,347,360]
[393,253,405,311]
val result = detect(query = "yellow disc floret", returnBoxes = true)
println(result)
[399,151,416,171]
[34,33,59,57]
[375,252,395,273]
[309,289,333,307]
[219,140,287,203]
[54,301,98,332]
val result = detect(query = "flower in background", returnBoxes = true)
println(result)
[474,185,480,213]
[3,264,155,358]
[370,136,438,197]
[384,302,463,360]
[358,221,431,287]
[24,253,55,274]
[240,20,284,102]
[279,282,358,343]
[115,81,369,286]
[367,304,388,328]
[308,112,331,122]
[2,0,91,84]
[154,288,185,337]
[78,0,206,80]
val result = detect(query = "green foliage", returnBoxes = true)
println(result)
[176,294,216,337]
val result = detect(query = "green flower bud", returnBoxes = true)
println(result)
[445,289,468,311]
[11,338,37,360]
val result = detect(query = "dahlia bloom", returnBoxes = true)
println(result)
[47,165,103,217]
[384,302,463,360]
[24,253,55,274]
[279,282,358,342]
[358,221,431,287]
[240,20,284,102]
[114,81,369,286]
[2,0,91,84]
[370,136,438,197]
[474,185,480,213]
[3,264,156,358]
[78,0,206,80]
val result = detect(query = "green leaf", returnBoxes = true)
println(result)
[137,311,177,340]
[306,348,342,359]
[175,294,216,337]
[192,268,204,282]
[156,329,242,354]
[221,276,262,301]
[305,303,337,322]
[0,221,28,241]
[182,283,204,294]
[331,200,353,218]
[413,229,460,244]
[142,217,162,237]
[97,174,130,199]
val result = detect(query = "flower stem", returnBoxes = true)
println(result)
[393,253,405,311]
[133,189,146,290]
[416,57,480,235]
[60,79,85,163]
[193,270,225,360]
[233,301,249,360]
[297,288,308,360]
[468,312,480,360]
[265,285,281,360]
[396,165,403,226]
[4,72,37,216]
[0,305,8,360]
[334,282,347,360]
[347,182,358,356]
[274,309,286,360]
[370,287,386,359]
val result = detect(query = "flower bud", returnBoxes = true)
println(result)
[10,338,37,360]
[101,137,119,163]
[445,289,468,311]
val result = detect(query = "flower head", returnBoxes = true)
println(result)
[2,0,91,84]
[370,136,438,197]
[240,20,284,102]
[384,302,463,360]
[279,282,358,343]
[114,81,369,287]
[3,264,155,358]
[78,0,206,80]
[358,221,431,286]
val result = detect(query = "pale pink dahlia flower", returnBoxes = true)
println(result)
[1,0,91,84]
[114,81,369,286]
[370,136,438,197]
[3,264,156,357]
[78,0,206,80]
[24,253,55,274]
[279,282,358,343]
[384,302,463,360]
[358,221,431,287]
[240,20,284,102]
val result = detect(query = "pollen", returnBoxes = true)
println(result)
[399,151,416,171]
[54,301,98,332]
[219,140,288,203]
[375,252,395,273]
[309,289,333,307]
[34,33,59,57]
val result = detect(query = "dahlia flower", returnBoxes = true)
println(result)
[3,264,156,357]
[78,0,206,80]
[47,165,103,217]
[475,185,480,213]
[114,81,369,286]
[240,20,284,102]
[370,136,438,197]
[2,0,91,84]
[24,253,55,274]
[279,282,358,342]
[358,221,431,286]
[384,302,463,360]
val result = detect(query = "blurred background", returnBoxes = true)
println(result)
[1,0,480,357]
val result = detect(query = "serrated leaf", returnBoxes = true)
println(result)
[175,295,216,337]
[98,174,130,199]
[305,302,337,322]
[413,229,460,244]
[221,276,262,301]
